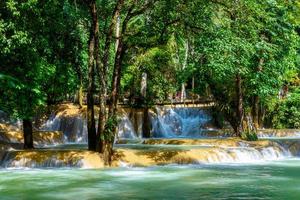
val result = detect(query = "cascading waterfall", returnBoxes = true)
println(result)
[2,105,300,169]
[0,140,296,168]
[42,113,87,143]
[150,106,213,138]
[201,146,292,164]
[117,112,140,139]
[42,110,141,142]
[41,106,216,141]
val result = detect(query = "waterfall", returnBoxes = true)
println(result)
[116,140,296,166]
[117,112,139,139]
[41,105,217,141]
[42,114,87,143]
[150,106,213,138]
[0,141,295,168]
[200,146,292,164]
[42,109,141,142]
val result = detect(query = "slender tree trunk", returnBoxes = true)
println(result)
[23,119,33,149]
[93,2,102,153]
[109,41,125,116]
[102,2,153,163]
[109,11,128,117]
[87,0,97,151]
[236,73,243,137]
[258,105,265,128]
[97,0,124,153]
[252,95,259,130]
[78,80,83,108]
[180,40,189,102]
[141,72,150,137]
[115,15,120,52]
[103,13,128,165]
[103,40,125,165]
[192,76,195,104]
[142,107,151,138]
[141,72,147,98]
[252,58,264,130]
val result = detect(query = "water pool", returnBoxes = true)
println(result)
[1,159,300,200]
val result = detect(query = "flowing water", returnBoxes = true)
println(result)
[41,106,215,141]
[150,107,213,138]
[1,159,300,200]
[3,106,300,199]
[42,114,88,143]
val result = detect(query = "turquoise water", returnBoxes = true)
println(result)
[1,159,300,200]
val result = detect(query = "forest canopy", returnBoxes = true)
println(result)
[0,0,299,156]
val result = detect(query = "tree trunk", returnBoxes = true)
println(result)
[23,119,33,149]
[180,40,189,102]
[142,107,151,138]
[107,42,125,126]
[252,57,263,130]
[87,0,97,151]
[78,81,83,108]
[102,44,123,165]
[141,72,147,98]
[109,35,125,116]
[252,95,259,130]
[236,73,244,137]
[103,12,129,165]
[97,0,124,153]
[180,84,186,102]
[102,2,152,163]
[192,76,195,104]
[258,105,265,128]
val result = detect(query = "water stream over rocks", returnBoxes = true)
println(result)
[1,104,300,169]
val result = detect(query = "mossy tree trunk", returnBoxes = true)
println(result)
[97,0,124,153]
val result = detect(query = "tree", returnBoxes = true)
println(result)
[191,0,299,137]
[0,0,87,148]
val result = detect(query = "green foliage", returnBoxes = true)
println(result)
[0,0,299,132]
[0,0,88,120]
[121,41,177,105]
[271,89,300,129]
[103,115,119,142]
[241,131,258,141]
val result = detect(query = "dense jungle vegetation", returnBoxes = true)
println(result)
[0,0,299,162]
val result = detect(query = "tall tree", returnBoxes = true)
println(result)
[85,0,99,151]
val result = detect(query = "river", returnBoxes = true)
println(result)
[1,159,300,199]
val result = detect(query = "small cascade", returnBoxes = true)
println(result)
[42,110,142,142]
[117,108,146,139]
[0,151,104,169]
[150,106,213,138]
[118,112,139,139]
[42,114,87,143]
[201,146,292,164]
[117,141,295,166]
[258,129,300,138]
[0,110,22,130]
